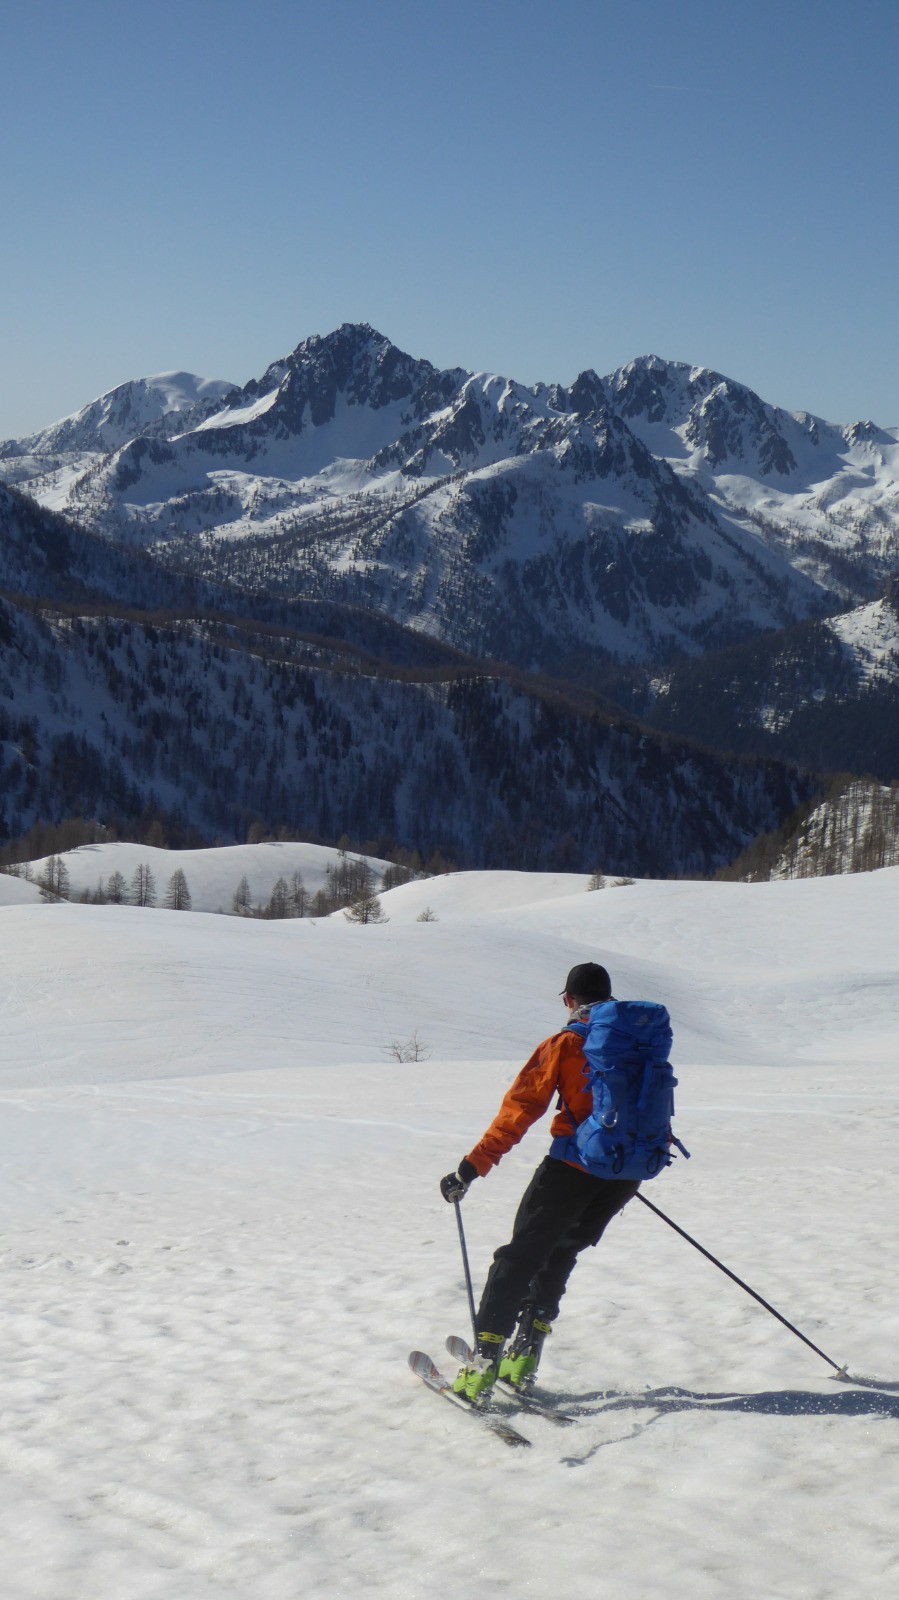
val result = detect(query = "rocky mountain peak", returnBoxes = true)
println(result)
[236,323,463,434]
[566,369,608,416]
[604,354,702,424]
[842,418,893,449]
[602,355,805,478]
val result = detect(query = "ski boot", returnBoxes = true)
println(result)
[499,1305,553,1393]
[452,1331,505,1405]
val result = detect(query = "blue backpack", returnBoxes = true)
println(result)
[552,1000,689,1181]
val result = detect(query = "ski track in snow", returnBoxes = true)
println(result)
[0,863,898,1598]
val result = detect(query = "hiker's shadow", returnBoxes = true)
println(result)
[558,1377,899,1461]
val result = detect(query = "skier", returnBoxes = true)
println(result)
[440,962,640,1401]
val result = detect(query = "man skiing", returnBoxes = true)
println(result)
[440,962,641,1402]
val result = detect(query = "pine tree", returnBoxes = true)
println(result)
[131,862,157,907]
[106,869,127,904]
[344,885,389,924]
[38,855,70,900]
[289,869,307,917]
[164,868,192,910]
[310,888,332,917]
[232,875,252,915]
[267,877,290,919]
[383,862,415,890]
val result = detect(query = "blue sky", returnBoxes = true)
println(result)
[2,0,897,436]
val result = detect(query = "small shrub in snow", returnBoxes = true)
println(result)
[384,1031,431,1063]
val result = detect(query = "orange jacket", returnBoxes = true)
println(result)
[465,1028,591,1177]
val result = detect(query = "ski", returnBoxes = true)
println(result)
[444,1335,577,1426]
[408,1351,532,1448]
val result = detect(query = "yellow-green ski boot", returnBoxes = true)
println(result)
[500,1308,552,1393]
[452,1331,505,1405]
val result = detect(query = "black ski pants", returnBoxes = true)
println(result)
[476,1155,639,1337]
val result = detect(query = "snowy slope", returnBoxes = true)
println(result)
[765,779,899,879]
[0,872,42,906]
[1,868,897,1598]
[0,373,235,508]
[828,597,899,685]
[26,840,391,914]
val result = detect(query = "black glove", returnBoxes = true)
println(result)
[440,1158,478,1203]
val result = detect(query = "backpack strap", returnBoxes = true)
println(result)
[555,1019,588,1133]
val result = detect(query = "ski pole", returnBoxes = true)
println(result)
[453,1198,480,1352]
[635,1192,847,1376]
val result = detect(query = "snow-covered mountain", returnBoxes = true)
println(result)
[606,355,899,604]
[0,371,234,491]
[9,325,899,671]
[608,354,829,478]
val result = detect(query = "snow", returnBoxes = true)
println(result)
[26,841,392,915]
[141,373,235,411]
[829,598,899,685]
[12,374,235,458]
[170,391,422,491]
[1,864,898,1598]
[0,872,42,906]
[192,388,281,433]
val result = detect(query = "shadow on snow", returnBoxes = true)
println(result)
[556,1376,899,1464]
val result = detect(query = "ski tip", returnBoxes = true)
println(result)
[445,1333,473,1362]
[409,1350,438,1378]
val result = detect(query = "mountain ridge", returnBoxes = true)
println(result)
[5,328,896,679]
[3,324,850,668]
